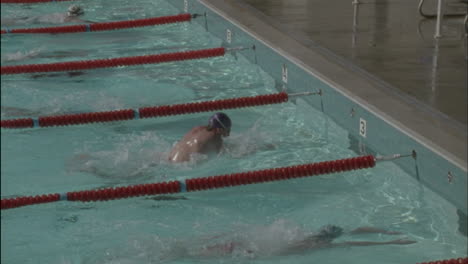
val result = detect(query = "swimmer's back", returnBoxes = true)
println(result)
[168,126,222,163]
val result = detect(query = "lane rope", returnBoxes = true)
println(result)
[1,155,377,210]
[1,13,195,34]
[1,92,291,129]
[1,47,226,75]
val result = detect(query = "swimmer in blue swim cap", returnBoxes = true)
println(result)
[208,112,231,137]
[169,112,232,163]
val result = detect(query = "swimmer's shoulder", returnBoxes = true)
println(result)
[190,126,208,133]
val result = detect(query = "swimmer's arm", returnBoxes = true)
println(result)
[331,239,417,247]
[215,138,223,153]
[39,50,89,59]
[281,237,416,254]
[1,106,44,117]
[68,17,96,24]
[75,161,146,178]
[67,154,119,178]
[348,227,403,235]
[81,19,96,24]
[278,237,328,255]
[222,141,277,158]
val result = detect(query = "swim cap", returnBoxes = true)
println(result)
[208,112,231,130]
[67,5,84,17]
[317,225,343,240]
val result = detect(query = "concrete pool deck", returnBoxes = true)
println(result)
[238,0,467,126]
[201,0,467,171]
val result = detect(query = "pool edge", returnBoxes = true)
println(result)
[197,0,467,172]
[169,0,467,215]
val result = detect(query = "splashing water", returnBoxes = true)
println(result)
[1,48,43,62]
[223,119,277,159]
[85,219,310,263]
[67,132,173,182]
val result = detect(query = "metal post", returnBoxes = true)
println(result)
[430,38,440,100]
[288,90,322,97]
[352,0,359,50]
[434,0,444,38]
[375,151,417,162]
[464,15,467,38]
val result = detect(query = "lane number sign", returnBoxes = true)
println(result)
[359,118,367,138]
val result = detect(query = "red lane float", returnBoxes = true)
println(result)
[0,118,34,129]
[0,194,60,210]
[66,181,181,202]
[1,155,376,210]
[417,258,468,264]
[0,92,288,129]
[1,14,192,34]
[185,155,375,191]
[38,109,135,128]
[0,47,226,75]
[139,93,288,118]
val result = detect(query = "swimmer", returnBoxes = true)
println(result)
[1,49,43,63]
[278,225,416,255]
[1,5,94,26]
[168,112,231,163]
[1,106,44,118]
[159,224,416,261]
[30,71,86,79]
[1,46,92,65]
[0,104,85,118]
[202,225,415,257]
[67,113,230,178]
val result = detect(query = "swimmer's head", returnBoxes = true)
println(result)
[315,225,343,241]
[208,112,231,137]
[67,5,84,17]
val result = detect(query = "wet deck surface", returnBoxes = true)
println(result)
[239,0,467,125]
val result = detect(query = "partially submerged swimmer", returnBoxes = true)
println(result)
[168,112,231,163]
[206,225,415,258]
[162,224,416,261]
[30,5,93,24]
[1,5,93,26]
[278,225,415,255]
[67,113,229,178]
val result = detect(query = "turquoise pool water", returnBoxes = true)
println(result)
[1,0,467,263]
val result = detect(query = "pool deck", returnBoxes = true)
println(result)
[201,0,467,171]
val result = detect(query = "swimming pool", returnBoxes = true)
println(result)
[1,0,467,263]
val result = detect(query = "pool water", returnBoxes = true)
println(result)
[1,0,466,263]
